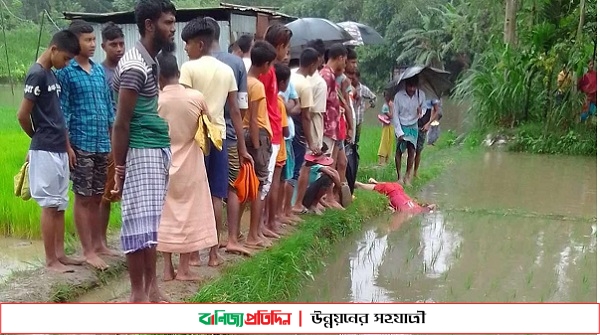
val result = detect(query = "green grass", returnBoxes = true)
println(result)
[192,190,387,303]
[0,27,51,81]
[509,122,597,156]
[0,106,120,238]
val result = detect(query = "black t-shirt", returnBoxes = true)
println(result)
[25,63,67,153]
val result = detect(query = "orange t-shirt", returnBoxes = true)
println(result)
[276,96,288,163]
[245,76,272,138]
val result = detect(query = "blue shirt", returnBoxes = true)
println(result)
[281,81,298,140]
[56,59,114,153]
[214,51,248,141]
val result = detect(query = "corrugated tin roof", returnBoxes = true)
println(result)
[63,2,296,24]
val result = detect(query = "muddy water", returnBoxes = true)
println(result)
[302,151,596,303]
[0,237,45,282]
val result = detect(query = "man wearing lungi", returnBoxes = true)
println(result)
[110,0,176,303]
[391,76,424,186]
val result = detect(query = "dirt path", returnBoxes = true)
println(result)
[69,210,298,303]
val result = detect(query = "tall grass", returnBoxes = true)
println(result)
[0,106,120,238]
[0,27,51,81]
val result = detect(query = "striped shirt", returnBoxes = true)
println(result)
[111,42,170,149]
[55,59,114,153]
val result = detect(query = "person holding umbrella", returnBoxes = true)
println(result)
[390,76,425,186]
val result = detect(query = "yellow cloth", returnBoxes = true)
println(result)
[194,113,223,155]
[14,161,31,201]
[378,125,395,159]
[179,56,238,139]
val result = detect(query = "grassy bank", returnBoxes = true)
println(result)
[192,126,461,303]
[0,106,120,238]
[509,123,597,156]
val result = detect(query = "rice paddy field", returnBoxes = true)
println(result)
[0,103,121,238]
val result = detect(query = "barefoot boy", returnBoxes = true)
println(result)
[243,41,277,249]
[17,30,81,273]
[111,0,176,302]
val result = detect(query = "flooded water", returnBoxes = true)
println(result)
[0,237,45,282]
[302,150,596,303]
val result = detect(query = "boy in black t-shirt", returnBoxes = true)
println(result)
[16,30,81,273]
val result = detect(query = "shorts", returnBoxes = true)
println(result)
[322,137,336,155]
[226,139,239,187]
[282,139,295,181]
[71,147,109,197]
[276,138,287,166]
[245,128,272,191]
[417,130,428,153]
[102,154,121,202]
[307,112,324,150]
[29,150,69,211]
[204,140,229,199]
[263,143,280,200]
[291,136,306,185]
[120,148,171,254]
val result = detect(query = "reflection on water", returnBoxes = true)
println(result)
[421,211,461,279]
[302,151,596,304]
[349,229,392,302]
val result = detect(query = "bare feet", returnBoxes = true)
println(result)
[312,207,324,216]
[327,200,345,210]
[84,254,109,270]
[163,266,176,282]
[244,240,269,250]
[190,252,202,267]
[225,242,254,257]
[129,292,149,303]
[208,253,224,267]
[96,247,121,257]
[46,261,75,273]
[175,270,202,281]
[58,256,85,266]
[149,290,169,303]
[292,206,307,214]
[262,227,281,239]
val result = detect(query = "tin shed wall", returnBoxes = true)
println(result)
[229,13,256,41]
[90,21,231,67]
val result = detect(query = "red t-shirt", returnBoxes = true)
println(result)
[374,182,424,213]
[320,66,341,141]
[258,66,282,145]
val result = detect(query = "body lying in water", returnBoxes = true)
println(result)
[355,178,436,213]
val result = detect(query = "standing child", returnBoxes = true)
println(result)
[261,24,293,238]
[377,91,395,165]
[243,41,277,249]
[17,30,81,273]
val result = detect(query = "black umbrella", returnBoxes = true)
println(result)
[386,65,453,99]
[286,18,355,52]
[337,21,384,46]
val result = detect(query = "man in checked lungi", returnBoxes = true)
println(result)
[110,0,176,303]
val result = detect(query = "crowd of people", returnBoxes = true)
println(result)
[17,0,437,303]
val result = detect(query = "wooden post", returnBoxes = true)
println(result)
[504,0,518,46]
[577,0,586,40]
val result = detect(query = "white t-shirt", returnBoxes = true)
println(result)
[180,56,238,139]
[307,72,327,114]
[243,57,251,73]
